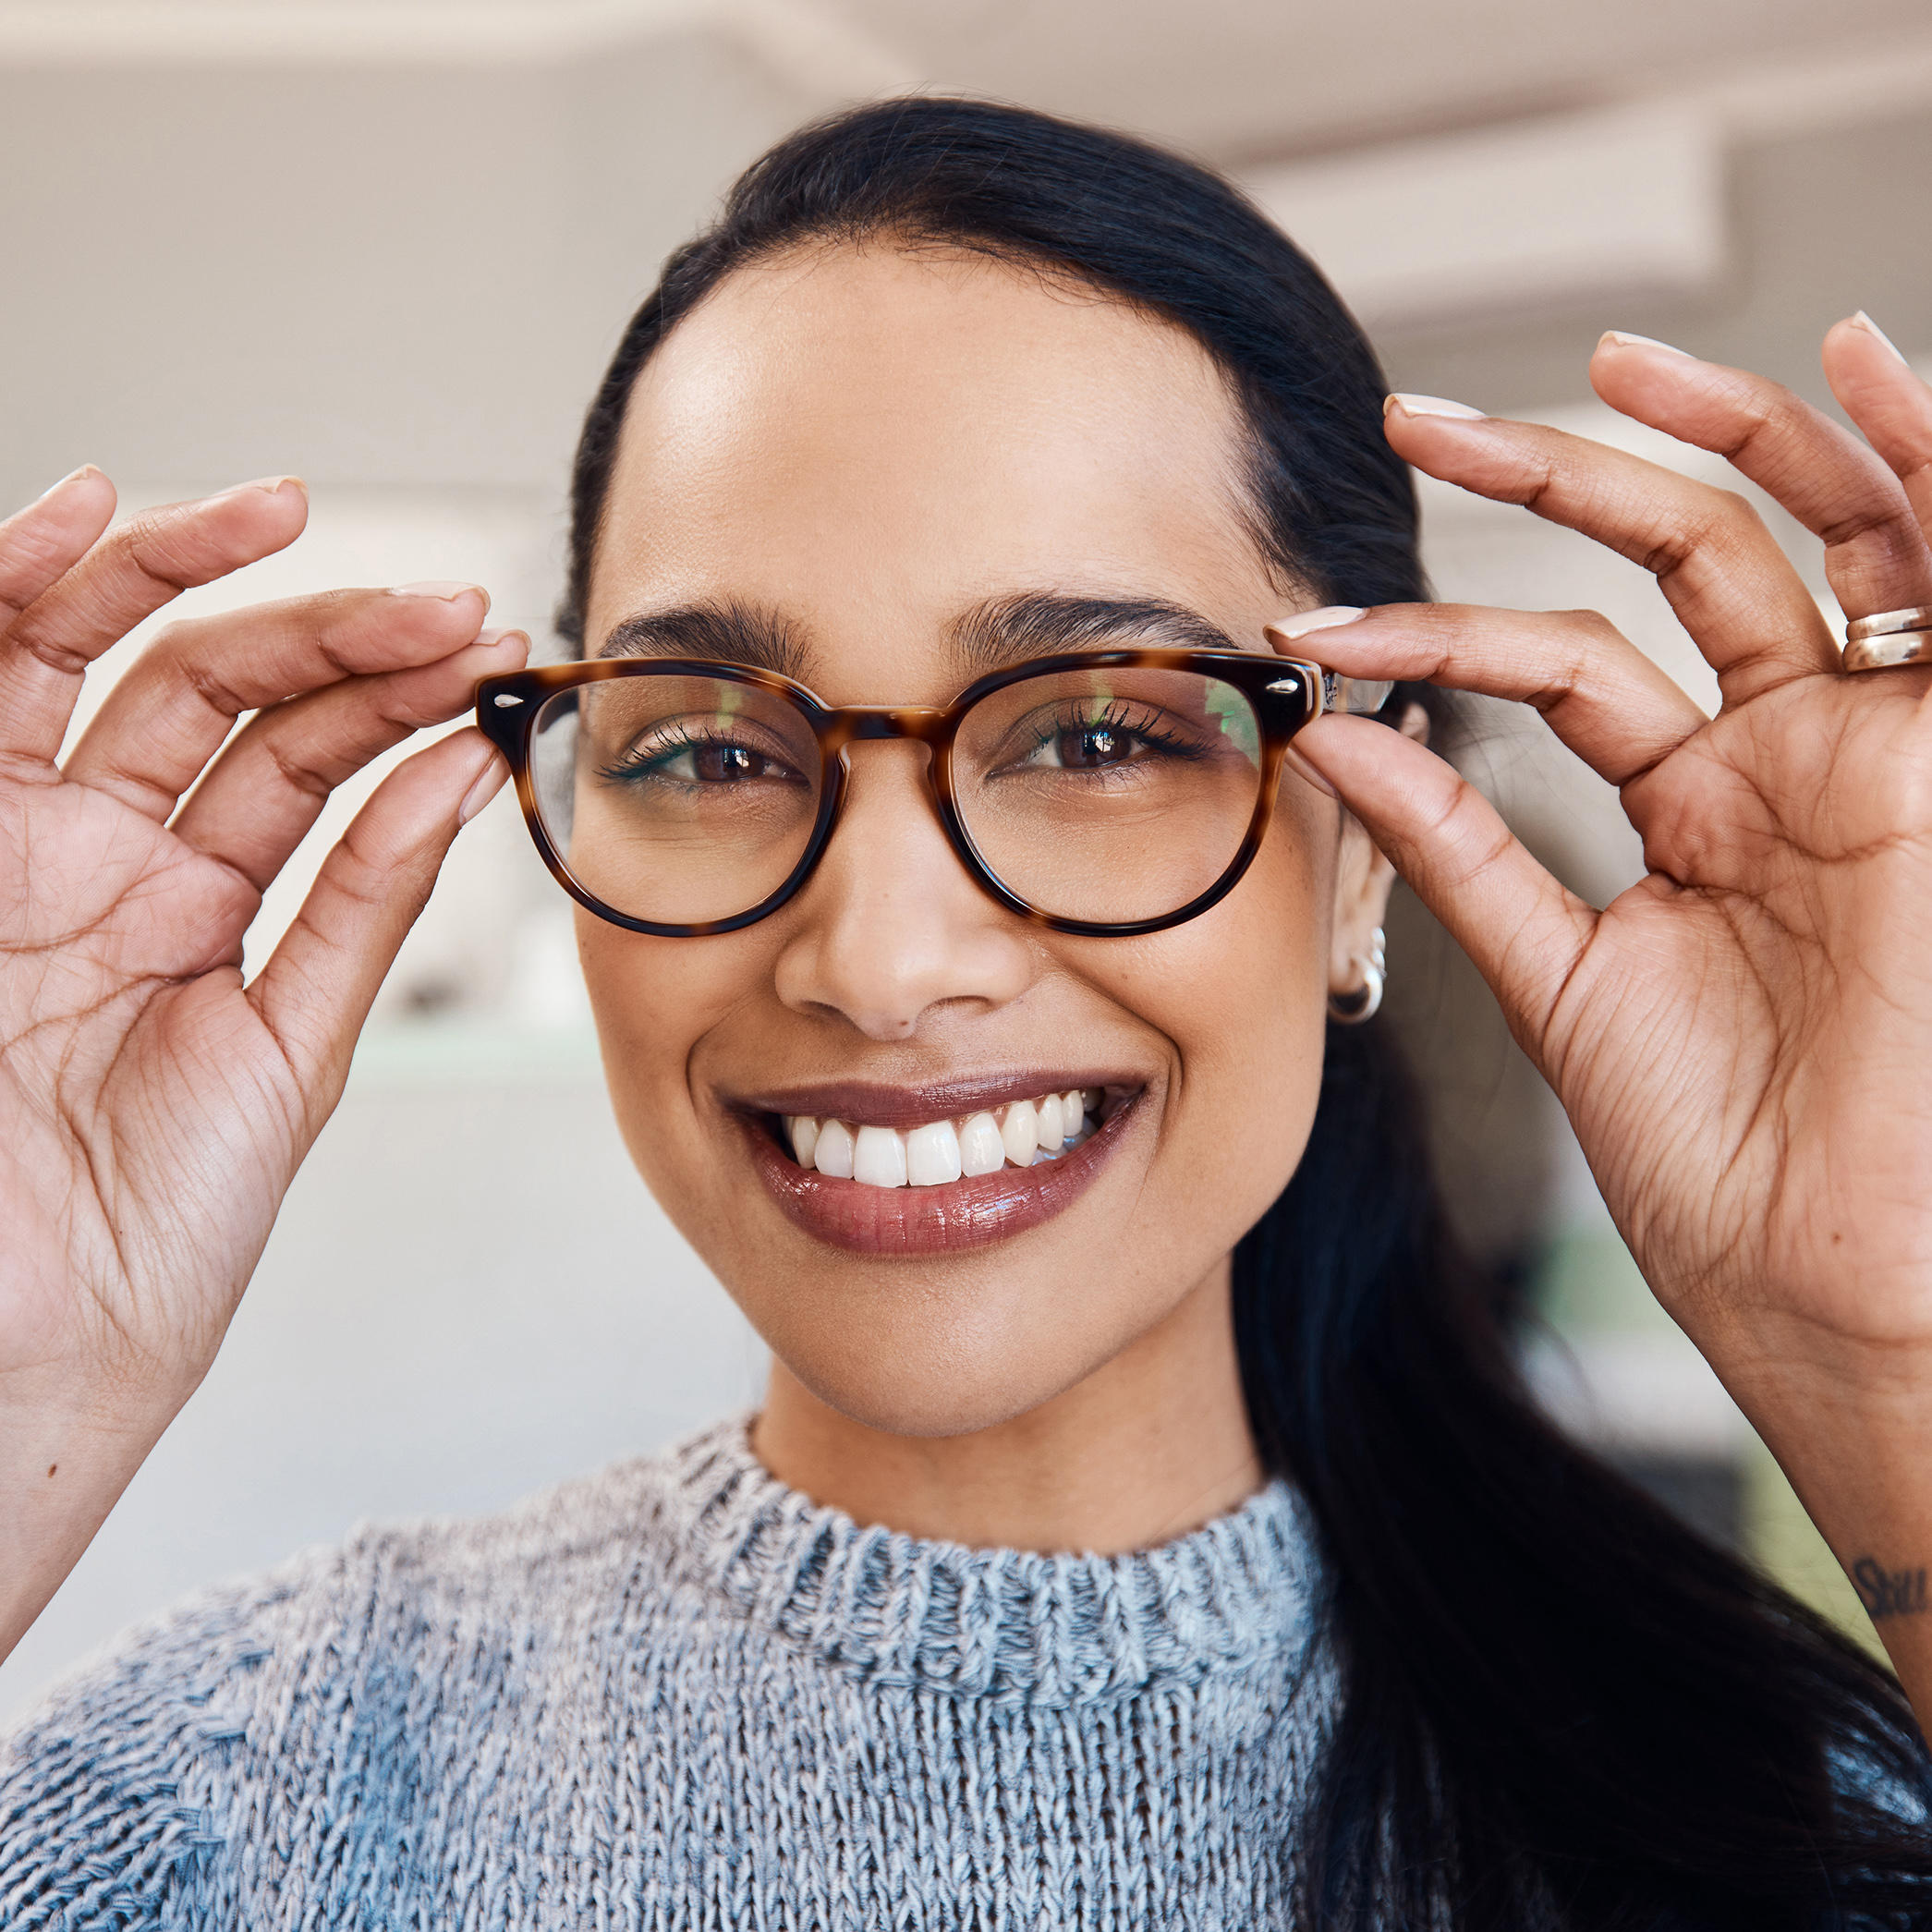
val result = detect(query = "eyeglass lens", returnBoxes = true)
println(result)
[528,664,1267,930]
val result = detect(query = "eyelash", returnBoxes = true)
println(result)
[596,722,799,787]
[1015,700,1207,767]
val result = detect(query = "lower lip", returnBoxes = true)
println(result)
[739,1101,1136,1256]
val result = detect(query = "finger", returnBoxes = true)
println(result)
[0,468,118,760]
[0,477,308,766]
[65,577,492,819]
[248,728,509,1111]
[1383,395,1836,706]
[172,628,529,891]
[0,468,117,632]
[1591,330,1932,626]
[1292,711,1598,1056]
[1822,312,1932,537]
[1268,601,1707,787]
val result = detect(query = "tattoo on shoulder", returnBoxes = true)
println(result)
[1852,1556,1929,1621]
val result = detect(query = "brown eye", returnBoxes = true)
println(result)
[692,744,772,782]
[1057,725,1135,768]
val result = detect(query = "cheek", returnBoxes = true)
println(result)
[1099,806,1332,1210]
[575,915,753,1221]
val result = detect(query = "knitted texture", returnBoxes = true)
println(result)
[0,1416,1330,1929]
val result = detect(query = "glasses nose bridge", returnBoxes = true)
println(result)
[825,704,954,796]
[831,704,952,747]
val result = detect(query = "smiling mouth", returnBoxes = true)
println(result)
[780,1087,1118,1187]
[732,1077,1144,1255]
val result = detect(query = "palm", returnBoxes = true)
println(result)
[1,774,298,1388]
[1552,675,1932,1344]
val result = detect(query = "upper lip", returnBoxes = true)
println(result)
[726,1072,1143,1129]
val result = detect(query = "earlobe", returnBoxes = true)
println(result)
[1324,700,1421,1011]
[1328,925,1387,1024]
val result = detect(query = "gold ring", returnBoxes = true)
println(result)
[1844,605,1932,673]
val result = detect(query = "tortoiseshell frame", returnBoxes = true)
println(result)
[475,647,1343,940]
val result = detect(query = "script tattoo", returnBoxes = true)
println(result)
[1851,1556,1930,1622]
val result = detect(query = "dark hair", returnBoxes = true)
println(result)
[562,95,1932,1926]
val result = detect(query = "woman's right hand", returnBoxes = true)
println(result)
[0,469,523,1661]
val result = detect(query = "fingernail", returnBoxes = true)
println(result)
[1850,310,1909,367]
[225,475,304,498]
[458,753,510,825]
[472,627,530,661]
[395,579,489,607]
[1598,331,1691,357]
[1269,605,1366,641]
[1384,393,1486,420]
[37,464,103,501]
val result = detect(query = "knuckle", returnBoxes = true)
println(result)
[1419,772,1506,880]
[1636,490,1761,578]
[263,735,337,803]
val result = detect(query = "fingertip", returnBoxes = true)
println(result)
[30,465,117,540]
[1845,311,1909,367]
[473,626,531,666]
[208,473,310,538]
[1293,708,1408,776]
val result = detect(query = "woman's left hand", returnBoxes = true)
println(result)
[1284,317,1932,1704]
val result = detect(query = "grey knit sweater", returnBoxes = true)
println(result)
[0,1416,1331,1928]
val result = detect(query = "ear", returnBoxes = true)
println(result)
[1328,702,1428,997]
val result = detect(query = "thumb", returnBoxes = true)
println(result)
[246,727,508,1115]
[1294,711,1597,1056]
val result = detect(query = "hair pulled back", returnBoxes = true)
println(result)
[564,94,1932,1928]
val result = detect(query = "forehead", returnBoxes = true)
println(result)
[589,245,1284,696]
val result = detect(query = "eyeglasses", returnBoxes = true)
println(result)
[475,649,1391,939]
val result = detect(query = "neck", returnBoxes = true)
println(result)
[751,1258,1264,1556]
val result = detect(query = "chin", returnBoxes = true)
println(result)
[754,1272,1166,1440]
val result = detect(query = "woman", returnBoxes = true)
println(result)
[2,95,1930,1927]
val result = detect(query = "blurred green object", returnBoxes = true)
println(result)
[1742,1439,1885,1661]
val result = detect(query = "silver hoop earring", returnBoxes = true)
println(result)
[1327,926,1386,1025]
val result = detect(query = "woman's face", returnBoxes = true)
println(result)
[579,245,1389,1438]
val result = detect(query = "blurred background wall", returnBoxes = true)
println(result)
[3,0,1930,1719]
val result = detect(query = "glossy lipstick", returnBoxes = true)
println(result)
[733,1078,1140,1256]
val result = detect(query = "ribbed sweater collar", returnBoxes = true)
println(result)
[653,1416,1322,1707]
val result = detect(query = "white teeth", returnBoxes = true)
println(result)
[958,1112,1005,1177]
[813,1118,855,1180]
[853,1124,908,1188]
[788,1088,1110,1188]
[905,1119,963,1186]
[1000,1100,1039,1167]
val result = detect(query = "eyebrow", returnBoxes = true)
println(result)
[594,590,1241,687]
[949,592,1241,674]
[596,601,811,681]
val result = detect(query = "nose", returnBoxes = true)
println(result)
[772,741,1036,1040]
